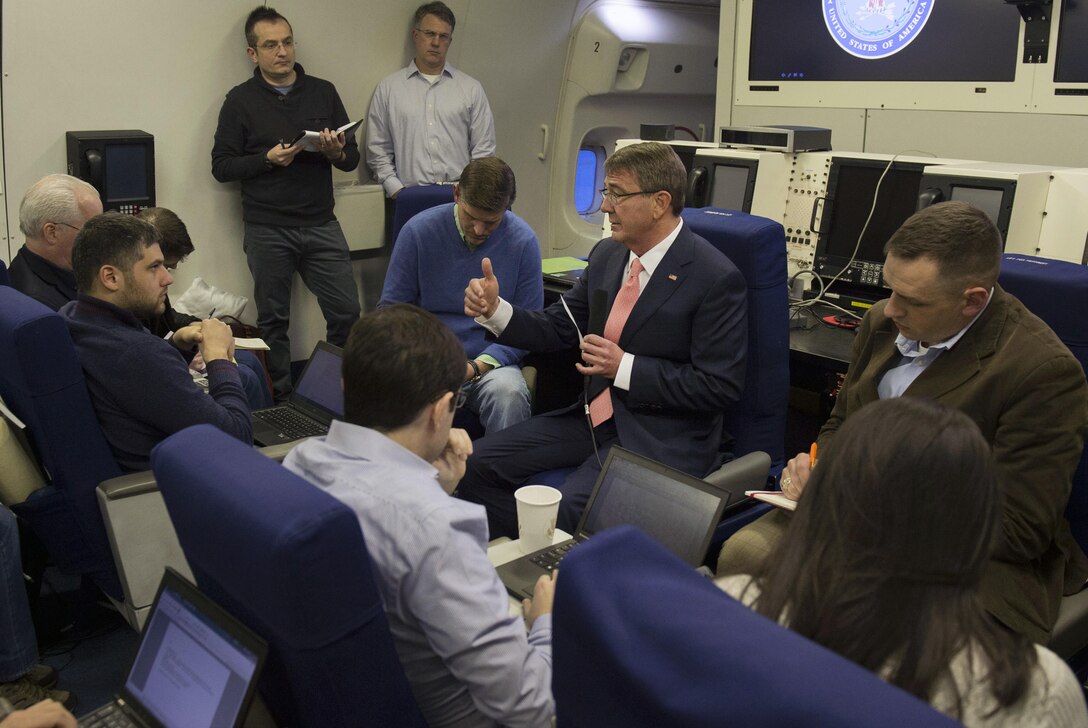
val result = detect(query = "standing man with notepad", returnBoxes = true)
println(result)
[212,5,361,402]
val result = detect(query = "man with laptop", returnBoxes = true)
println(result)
[250,340,344,446]
[284,305,555,728]
[62,214,252,472]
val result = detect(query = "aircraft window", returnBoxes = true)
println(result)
[575,147,604,217]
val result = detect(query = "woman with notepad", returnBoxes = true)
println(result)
[717,398,1087,727]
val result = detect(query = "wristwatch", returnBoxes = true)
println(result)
[468,359,483,383]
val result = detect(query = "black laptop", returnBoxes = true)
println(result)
[79,568,267,728]
[251,340,344,446]
[497,447,758,599]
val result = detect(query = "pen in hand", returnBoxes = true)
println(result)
[809,442,818,467]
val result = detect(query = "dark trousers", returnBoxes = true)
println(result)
[457,409,618,539]
[244,220,361,400]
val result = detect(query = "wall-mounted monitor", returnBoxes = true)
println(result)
[1055,0,1088,84]
[734,0,1030,112]
[812,157,927,305]
[917,163,1054,254]
[66,130,156,214]
[916,176,1016,241]
[1029,0,1088,115]
[687,153,758,211]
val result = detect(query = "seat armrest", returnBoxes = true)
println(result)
[97,469,192,630]
[258,441,297,463]
[704,451,773,499]
[98,470,158,500]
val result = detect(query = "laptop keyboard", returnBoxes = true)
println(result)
[80,702,136,728]
[254,407,326,439]
[530,540,579,571]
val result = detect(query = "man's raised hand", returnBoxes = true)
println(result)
[464,257,500,319]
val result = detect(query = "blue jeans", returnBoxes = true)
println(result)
[0,506,36,681]
[244,221,361,401]
[463,366,531,433]
[236,351,273,410]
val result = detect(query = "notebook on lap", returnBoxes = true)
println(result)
[497,447,749,600]
[251,340,344,446]
[79,568,267,728]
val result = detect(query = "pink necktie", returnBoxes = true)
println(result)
[588,258,644,426]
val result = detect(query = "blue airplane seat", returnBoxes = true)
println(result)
[390,183,455,247]
[553,525,957,727]
[0,285,123,598]
[531,209,789,546]
[152,424,426,728]
[998,253,1088,665]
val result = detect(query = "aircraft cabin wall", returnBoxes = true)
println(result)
[0,0,719,356]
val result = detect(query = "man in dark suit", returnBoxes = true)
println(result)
[460,141,748,536]
[719,201,1088,644]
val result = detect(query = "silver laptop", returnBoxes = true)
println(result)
[251,340,344,446]
[79,568,267,728]
[496,447,767,599]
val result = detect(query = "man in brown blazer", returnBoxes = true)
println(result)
[719,201,1088,643]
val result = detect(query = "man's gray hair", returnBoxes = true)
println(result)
[19,174,99,239]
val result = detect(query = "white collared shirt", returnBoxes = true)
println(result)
[479,219,684,391]
[877,289,993,400]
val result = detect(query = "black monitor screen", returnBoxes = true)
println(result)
[816,160,925,291]
[949,185,1005,227]
[710,164,751,211]
[749,0,1021,82]
[1056,0,1088,83]
[105,144,149,202]
[582,455,723,565]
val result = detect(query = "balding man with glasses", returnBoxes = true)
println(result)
[212,5,361,403]
[365,1,496,201]
[459,142,748,537]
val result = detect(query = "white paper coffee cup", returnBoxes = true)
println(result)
[514,485,562,554]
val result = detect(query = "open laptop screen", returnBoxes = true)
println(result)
[291,341,344,417]
[122,571,264,728]
[579,450,728,565]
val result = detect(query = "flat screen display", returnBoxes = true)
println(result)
[105,144,149,201]
[1055,0,1088,83]
[815,159,925,294]
[749,0,1021,82]
[710,164,752,211]
[949,186,1005,227]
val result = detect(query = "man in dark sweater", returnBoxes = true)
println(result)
[8,174,103,310]
[61,214,252,473]
[212,5,361,402]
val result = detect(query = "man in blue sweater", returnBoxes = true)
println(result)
[379,157,543,432]
[61,215,252,473]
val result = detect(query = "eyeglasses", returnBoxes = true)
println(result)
[256,39,294,52]
[49,221,82,233]
[597,189,658,208]
[415,28,452,43]
[453,385,467,410]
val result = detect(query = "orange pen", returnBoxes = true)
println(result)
[809,442,818,467]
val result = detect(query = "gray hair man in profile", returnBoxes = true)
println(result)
[8,174,103,310]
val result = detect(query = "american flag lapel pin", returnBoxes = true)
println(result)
[668,273,678,281]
